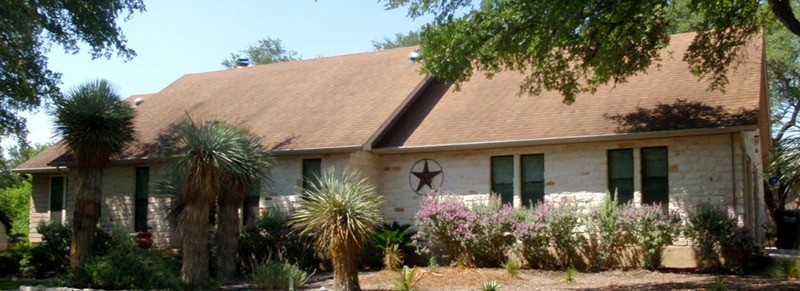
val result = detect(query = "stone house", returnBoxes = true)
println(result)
[15,32,770,255]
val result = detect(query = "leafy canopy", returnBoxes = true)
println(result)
[373,31,422,50]
[1,1,145,139]
[221,37,300,68]
[384,0,761,103]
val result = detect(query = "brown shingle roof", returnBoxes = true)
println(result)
[374,31,763,149]
[16,47,426,171]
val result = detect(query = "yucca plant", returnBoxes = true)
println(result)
[291,167,384,291]
[390,265,424,291]
[53,79,136,266]
[479,280,502,291]
[171,117,270,287]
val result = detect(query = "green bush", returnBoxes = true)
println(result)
[367,222,416,270]
[20,222,71,277]
[251,261,310,290]
[0,244,30,277]
[238,209,319,273]
[584,192,631,270]
[686,203,754,273]
[624,204,681,269]
[63,230,185,290]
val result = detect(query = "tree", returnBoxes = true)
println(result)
[53,80,136,266]
[214,128,272,282]
[221,37,300,68]
[1,1,145,139]
[172,118,271,287]
[382,0,776,103]
[372,31,421,50]
[291,167,384,291]
[0,143,49,242]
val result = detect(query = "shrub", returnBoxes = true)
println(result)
[62,230,185,290]
[238,209,319,273]
[561,266,577,284]
[368,222,416,270]
[764,257,799,279]
[622,204,681,269]
[539,203,584,269]
[513,206,553,269]
[686,203,753,273]
[479,280,502,291]
[414,194,515,267]
[0,244,29,277]
[251,261,310,290]
[584,192,631,269]
[20,221,71,277]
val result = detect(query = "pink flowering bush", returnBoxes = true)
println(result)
[621,204,681,269]
[414,193,515,267]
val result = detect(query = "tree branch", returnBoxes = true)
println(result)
[774,97,800,143]
[769,0,800,37]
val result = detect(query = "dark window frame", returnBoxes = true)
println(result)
[134,167,150,232]
[607,149,634,204]
[491,155,514,206]
[49,176,66,223]
[302,158,322,192]
[520,154,545,207]
[641,146,669,210]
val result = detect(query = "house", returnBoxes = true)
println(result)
[15,31,770,256]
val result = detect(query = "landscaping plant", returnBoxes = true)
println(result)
[687,202,754,273]
[238,209,319,273]
[370,222,416,270]
[584,192,630,269]
[561,266,577,284]
[623,204,681,269]
[390,265,424,291]
[291,167,384,291]
[479,280,502,291]
[251,261,310,290]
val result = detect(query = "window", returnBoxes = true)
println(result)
[521,154,544,207]
[302,158,321,191]
[491,156,514,205]
[50,176,65,223]
[242,190,260,225]
[134,167,149,232]
[641,147,668,210]
[608,149,634,204]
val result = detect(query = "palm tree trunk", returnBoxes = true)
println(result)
[214,190,242,282]
[332,250,361,291]
[69,167,102,266]
[181,201,211,287]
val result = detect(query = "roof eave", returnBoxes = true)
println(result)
[371,125,758,154]
[12,166,67,174]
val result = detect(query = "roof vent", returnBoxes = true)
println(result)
[236,58,250,68]
[408,50,421,62]
[133,97,144,107]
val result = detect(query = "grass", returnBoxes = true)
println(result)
[0,279,57,290]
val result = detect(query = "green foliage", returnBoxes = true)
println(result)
[238,209,319,273]
[561,266,577,284]
[0,244,29,277]
[503,259,519,278]
[372,31,421,50]
[427,256,439,271]
[584,192,628,269]
[384,0,761,103]
[63,230,185,290]
[687,203,755,273]
[222,37,300,68]
[479,280,501,291]
[0,181,31,242]
[250,261,310,290]
[390,265,423,291]
[627,206,682,270]
[765,258,799,279]
[0,1,144,138]
[369,222,416,270]
[711,276,728,291]
[20,222,72,277]
[291,167,384,290]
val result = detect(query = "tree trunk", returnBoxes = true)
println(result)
[214,191,241,282]
[181,201,211,287]
[69,167,103,266]
[332,251,360,291]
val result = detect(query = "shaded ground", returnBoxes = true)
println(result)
[304,268,800,291]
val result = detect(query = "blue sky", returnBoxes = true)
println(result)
[15,0,431,147]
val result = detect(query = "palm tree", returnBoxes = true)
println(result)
[52,79,136,265]
[291,167,384,291]
[214,128,272,281]
[172,117,270,287]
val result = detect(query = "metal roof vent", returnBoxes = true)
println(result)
[133,97,144,107]
[408,50,421,62]
[236,58,250,68]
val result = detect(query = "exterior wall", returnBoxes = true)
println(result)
[378,132,764,236]
[29,172,66,243]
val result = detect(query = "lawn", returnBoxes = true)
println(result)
[304,267,800,290]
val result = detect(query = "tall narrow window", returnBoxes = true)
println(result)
[242,189,260,225]
[642,147,669,210]
[491,156,514,205]
[50,176,65,224]
[521,154,545,207]
[302,158,322,191]
[608,149,634,204]
[134,167,149,232]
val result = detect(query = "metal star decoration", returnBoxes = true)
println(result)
[411,159,442,193]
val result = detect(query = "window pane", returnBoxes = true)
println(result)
[491,156,514,205]
[135,167,150,232]
[243,196,260,225]
[50,176,64,223]
[521,154,544,207]
[608,149,634,204]
[302,159,322,191]
[642,147,668,209]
